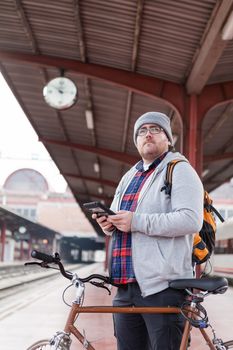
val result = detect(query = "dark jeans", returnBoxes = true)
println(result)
[113,283,185,350]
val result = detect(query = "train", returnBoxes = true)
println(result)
[58,236,105,263]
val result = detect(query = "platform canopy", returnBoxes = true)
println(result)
[0,206,60,240]
[0,1,233,233]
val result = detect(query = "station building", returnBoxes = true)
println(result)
[0,168,104,263]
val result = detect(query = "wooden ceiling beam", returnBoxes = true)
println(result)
[40,137,139,165]
[204,128,233,163]
[220,137,233,154]
[62,173,118,188]
[204,152,233,163]
[186,0,233,94]
[131,0,144,71]
[121,0,144,153]
[73,0,97,147]
[0,50,185,115]
[204,176,232,192]
[203,160,233,191]
[204,103,233,143]
[197,81,233,120]
[14,0,38,53]
[73,191,113,202]
[73,0,86,61]
[72,0,99,192]
[120,0,144,176]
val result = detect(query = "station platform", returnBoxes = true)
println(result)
[0,262,232,349]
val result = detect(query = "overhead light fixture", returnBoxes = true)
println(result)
[202,169,209,178]
[85,109,94,129]
[93,162,100,173]
[172,134,178,145]
[98,186,103,194]
[222,11,233,40]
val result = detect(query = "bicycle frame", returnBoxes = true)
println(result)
[64,305,183,349]
[64,300,215,350]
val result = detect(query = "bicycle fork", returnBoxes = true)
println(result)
[63,280,95,350]
[50,331,72,349]
[48,281,95,350]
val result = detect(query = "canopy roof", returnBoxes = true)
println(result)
[0,206,60,239]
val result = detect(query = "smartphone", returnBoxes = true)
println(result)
[83,201,115,217]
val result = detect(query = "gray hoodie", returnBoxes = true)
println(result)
[109,152,204,297]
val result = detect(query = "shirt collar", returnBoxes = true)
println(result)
[136,151,168,172]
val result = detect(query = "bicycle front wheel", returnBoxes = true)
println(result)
[26,339,51,350]
[223,340,233,349]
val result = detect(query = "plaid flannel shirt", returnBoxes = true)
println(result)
[111,153,167,284]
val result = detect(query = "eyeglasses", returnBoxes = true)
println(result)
[137,126,164,137]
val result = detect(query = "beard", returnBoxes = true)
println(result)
[139,141,167,163]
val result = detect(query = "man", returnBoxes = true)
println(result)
[92,112,203,350]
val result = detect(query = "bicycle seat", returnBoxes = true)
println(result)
[169,277,228,294]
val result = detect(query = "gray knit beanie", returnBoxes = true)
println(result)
[133,112,173,146]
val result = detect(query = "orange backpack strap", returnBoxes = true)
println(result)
[204,190,225,223]
[161,160,188,196]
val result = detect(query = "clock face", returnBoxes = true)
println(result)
[43,77,78,110]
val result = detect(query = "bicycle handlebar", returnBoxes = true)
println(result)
[27,250,116,288]
[31,250,60,264]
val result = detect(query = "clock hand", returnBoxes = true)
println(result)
[50,85,64,94]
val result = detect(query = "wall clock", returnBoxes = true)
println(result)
[43,77,78,110]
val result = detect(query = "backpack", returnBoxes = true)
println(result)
[161,160,225,265]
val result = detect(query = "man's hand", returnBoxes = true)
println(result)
[107,210,133,232]
[92,213,115,232]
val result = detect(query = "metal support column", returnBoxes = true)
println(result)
[20,240,24,260]
[28,238,32,259]
[184,95,204,278]
[104,236,110,271]
[188,95,198,168]
[0,222,6,262]
[184,94,203,176]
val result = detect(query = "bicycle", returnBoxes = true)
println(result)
[25,250,233,350]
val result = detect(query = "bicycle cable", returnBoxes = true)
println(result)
[180,300,208,328]
[61,282,85,312]
[62,283,74,307]
[201,259,213,278]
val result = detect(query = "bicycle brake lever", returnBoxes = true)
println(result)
[90,281,111,295]
[24,262,41,266]
[24,261,50,268]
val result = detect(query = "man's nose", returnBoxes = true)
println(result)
[145,129,153,136]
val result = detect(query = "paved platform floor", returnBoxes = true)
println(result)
[0,262,232,349]
[0,262,116,350]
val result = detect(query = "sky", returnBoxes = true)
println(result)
[0,73,67,192]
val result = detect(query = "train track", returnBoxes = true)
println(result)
[0,263,85,320]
